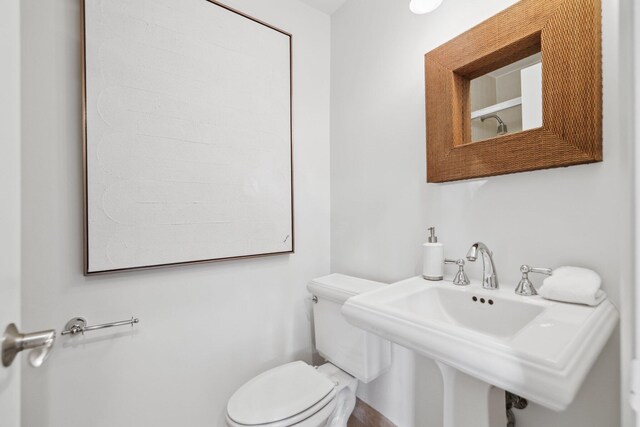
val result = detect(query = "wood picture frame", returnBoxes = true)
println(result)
[82,0,294,274]
[425,0,602,183]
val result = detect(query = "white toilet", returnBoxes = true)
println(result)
[226,274,391,427]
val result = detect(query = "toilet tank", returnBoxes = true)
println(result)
[307,274,391,383]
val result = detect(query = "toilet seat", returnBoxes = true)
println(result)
[226,396,336,427]
[226,361,337,427]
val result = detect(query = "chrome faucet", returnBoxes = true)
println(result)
[466,242,499,290]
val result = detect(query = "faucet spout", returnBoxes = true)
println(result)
[466,242,499,290]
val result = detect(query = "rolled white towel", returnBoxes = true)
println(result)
[538,266,607,306]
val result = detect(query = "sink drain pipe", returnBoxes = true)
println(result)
[506,392,528,427]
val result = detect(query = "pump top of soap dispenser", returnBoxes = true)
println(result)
[427,227,438,243]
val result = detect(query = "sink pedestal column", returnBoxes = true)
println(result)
[437,362,507,427]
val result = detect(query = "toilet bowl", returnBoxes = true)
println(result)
[225,274,391,427]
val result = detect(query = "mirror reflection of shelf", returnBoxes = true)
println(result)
[471,97,522,120]
[469,59,542,141]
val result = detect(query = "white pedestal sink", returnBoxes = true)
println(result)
[437,362,508,427]
[342,276,618,427]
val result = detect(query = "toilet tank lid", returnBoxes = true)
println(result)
[307,274,387,304]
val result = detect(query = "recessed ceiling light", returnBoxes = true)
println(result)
[409,0,443,14]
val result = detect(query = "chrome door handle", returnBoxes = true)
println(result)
[2,323,56,368]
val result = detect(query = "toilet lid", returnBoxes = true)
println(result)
[227,361,336,425]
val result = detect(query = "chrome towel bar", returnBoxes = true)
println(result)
[61,316,139,336]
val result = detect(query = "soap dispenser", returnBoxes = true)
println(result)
[423,227,444,281]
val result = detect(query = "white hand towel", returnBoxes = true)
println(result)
[538,266,607,306]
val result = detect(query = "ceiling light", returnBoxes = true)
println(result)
[409,0,443,14]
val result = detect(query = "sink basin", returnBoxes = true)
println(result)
[386,286,545,339]
[342,276,618,422]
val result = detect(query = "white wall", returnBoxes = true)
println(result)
[0,0,21,425]
[619,0,636,424]
[20,1,330,426]
[635,0,640,387]
[331,0,631,426]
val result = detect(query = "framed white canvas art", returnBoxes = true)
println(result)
[82,0,293,274]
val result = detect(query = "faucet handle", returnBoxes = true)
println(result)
[445,259,471,286]
[515,265,553,296]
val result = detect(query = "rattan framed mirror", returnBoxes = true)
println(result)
[425,0,602,183]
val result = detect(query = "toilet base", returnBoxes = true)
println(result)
[317,363,359,427]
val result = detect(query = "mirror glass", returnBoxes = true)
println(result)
[470,53,542,142]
